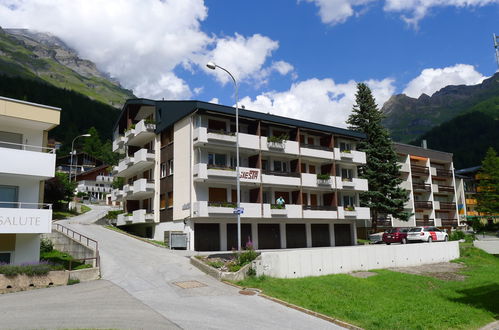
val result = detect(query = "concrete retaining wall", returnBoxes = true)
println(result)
[190,257,251,281]
[253,242,460,278]
[69,267,100,282]
[42,231,97,266]
[0,271,68,294]
[474,241,499,254]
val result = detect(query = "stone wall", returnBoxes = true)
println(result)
[42,231,97,267]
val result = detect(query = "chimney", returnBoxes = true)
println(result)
[421,139,427,149]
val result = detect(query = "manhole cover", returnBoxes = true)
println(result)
[239,290,256,296]
[173,280,207,289]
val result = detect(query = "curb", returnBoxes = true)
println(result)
[222,281,363,330]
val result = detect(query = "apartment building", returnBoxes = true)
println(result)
[0,96,60,264]
[387,143,462,229]
[111,99,370,251]
[75,165,113,201]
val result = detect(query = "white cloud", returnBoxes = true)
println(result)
[0,0,290,99]
[303,0,376,25]
[239,77,395,128]
[304,0,499,27]
[403,64,486,98]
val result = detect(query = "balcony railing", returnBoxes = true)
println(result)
[411,165,429,175]
[412,183,432,191]
[208,201,236,208]
[439,202,456,210]
[440,218,458,226]
[0,140,55,153]
[414,201,433,209]
[416,219,434,226]
[207,164,236,171]
[300,143,333,151]
[438,185,454,193]
[435,169,453,177]
[303,205,337,211]
[0,201,52,209]
[262,169,301,177]
[207,128,235,136]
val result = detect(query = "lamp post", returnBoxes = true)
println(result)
[206,61,242,251]
[70,134,91,182]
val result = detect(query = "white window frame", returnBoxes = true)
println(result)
[160,162,167,178]
[168,159,174,176]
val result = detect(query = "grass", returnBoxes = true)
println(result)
[104,225,168,248]
[40,249,86,270]
[80,205,91,214]
[238,244,499,329]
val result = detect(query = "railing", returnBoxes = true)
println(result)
[303,205,337,211]
[262,169,301,177]
[438,185,454,193]
[300,143,333,151]
[435,169,453,177]
[439,202,456,210]
[440,219,458,226]
[416,219,434,226]
[0,201,52,209]
[207,128,235,136]
[207,164,236,171]
[0,140,55,153]
[412,183,431,191]
[411,165,429,175]
[208,201,236,208]
[53,223,100,268]
[414,201,433,209]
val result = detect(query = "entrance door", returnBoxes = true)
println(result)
[311,224,330,247]
[258,224,281,249]
[227,223,253,250]
[194,223,220,251]
[0,185,18,208]
[334,224,352,246]
[286,224,306,248]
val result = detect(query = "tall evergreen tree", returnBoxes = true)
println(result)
[476,147,499,218]
[347,83,410,231]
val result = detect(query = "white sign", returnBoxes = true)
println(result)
[0,208,52,234]
[239,167,260,183]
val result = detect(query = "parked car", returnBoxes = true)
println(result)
[369,232,384,244]
[382,227,409,245]
[407,226,449,243]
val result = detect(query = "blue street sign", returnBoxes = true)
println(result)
[233,207,244,215]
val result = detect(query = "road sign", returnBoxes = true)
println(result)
[233,207,244,215]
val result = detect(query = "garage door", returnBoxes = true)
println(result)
[311,224,330,247]
[258,224,281,249]
[227,223,252,250]
[334,224,352,246]
[194,223,220,251]
[286,224,306,248]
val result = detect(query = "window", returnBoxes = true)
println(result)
[0,252,11,264]
[160,194,166,209]
[161,129,173,147]
[341,168,353,180]
[0,131,22,149]
[309,165,316,174]
[340,142,352,152]
[167,192,173,208]
[168,159,174,175]
[273,160,288,172]
[0,185,18,208]
[342,195,355,207]
[160,162,167,178]
[208,153,226,167]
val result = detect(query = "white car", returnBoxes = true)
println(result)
[407,226,448,243]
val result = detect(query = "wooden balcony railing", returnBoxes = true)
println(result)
[412,183,432,191]
[414,201,433,209]
[438,185,454,193]
[416,219,434,226]
[440,219,458,226]
[439,202,456,210]
[411,165,429,175]
[435,169,453,177]
[303,205,337,211]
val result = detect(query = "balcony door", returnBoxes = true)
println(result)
[0,185,18,208]
[0,131,22,149]
[209,187,227,203]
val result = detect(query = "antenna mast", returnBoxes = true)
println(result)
[494,33,499,70]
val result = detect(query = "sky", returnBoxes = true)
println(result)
[1,0,498,128]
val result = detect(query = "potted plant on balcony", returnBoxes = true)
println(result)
[267,134,289,149]
[344,205,355,211]
[316,173,331,185]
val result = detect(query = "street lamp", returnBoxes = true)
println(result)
[70,134,91,182]
[206,61,242,251]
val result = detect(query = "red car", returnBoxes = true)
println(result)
[382,227,409,245]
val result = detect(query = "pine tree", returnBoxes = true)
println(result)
[476,147,499,218]
[347,83,410,231]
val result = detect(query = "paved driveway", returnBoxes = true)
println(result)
[53,206,340,330]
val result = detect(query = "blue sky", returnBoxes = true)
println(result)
[1,0,498,127]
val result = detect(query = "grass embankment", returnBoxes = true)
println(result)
[104,225,167,248]
[238,244,499,329]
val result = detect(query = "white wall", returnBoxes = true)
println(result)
[0,175,41,204]
[0,123,44,148]
[173,116,193,220]
[13,234,40,264]
[254,241,460,278]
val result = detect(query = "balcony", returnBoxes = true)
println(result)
[398,161,410,172]
[334,148,366,164]
[112,135,126,153]
[300,143,335,160]
[129,179,154,199]
[116,213,132,226]
[263,204,302,217]
[336,177,368,191]
[0,202,52,234]
[414,201,433,209]
[110,189,123,201]
[0,141,56,179]
[96,175,113,183]
[260,136,299,155]
[338,206,370,219]
[193,127,236,146]
[437,185,454,194]
[77,184,113,194]
[439,202,456,210]
[411,165,429,176]
[193,201,261,218]
[412,183,432,192]
[416,219,434,226]
[440,218,458,226]
[115,149,155,177]
[262,169,301,186]
[127,119,156,146]
[303,205,337,219]
[434,169,453,178]
[193,164,260,184]
[301,173,333,189]
[132,209,154,223]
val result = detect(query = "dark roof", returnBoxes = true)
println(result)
[117,99,366,140]
[393,142,453,163]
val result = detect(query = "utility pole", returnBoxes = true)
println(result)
[494,33,499,70]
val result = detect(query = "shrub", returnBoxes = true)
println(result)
[464,234,475,243]
[67,278,80,285]
[208,261,224,269]
[247,267,256,277]
[449,230,465,241]
[316,173,331,180]
[0,262,56,276]
[106,210,125,220]
[73,264,92,270]
[268,134,289,143]
[228,264,242,272]
[40,238,54,253]
[237,249,258,266]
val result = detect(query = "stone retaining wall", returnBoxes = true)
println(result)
[0,271,68,294]
[190,257,251,281]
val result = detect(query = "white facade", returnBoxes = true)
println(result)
[0,96,60,264]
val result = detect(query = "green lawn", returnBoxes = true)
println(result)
[238,244,498,329]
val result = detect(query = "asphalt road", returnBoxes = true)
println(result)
[43,205,342,329]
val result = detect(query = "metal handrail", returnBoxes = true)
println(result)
[0,201,52,209]
[0,140,55,153]
[53,223,98,251]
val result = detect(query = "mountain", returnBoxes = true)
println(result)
[0,27,134,107]
[382,73,499,142]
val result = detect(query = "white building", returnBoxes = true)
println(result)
[0,96,60,264]
[111,100,370,251]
